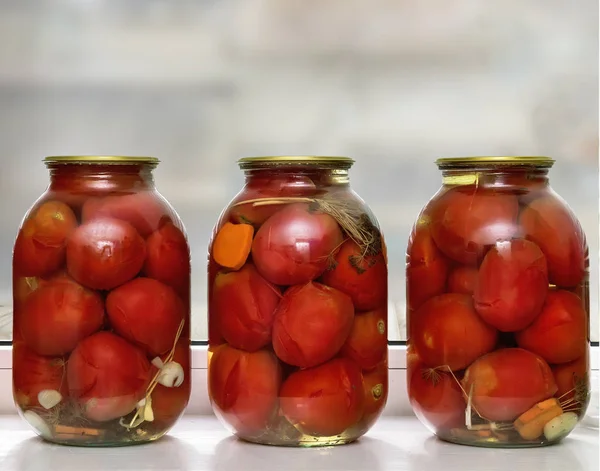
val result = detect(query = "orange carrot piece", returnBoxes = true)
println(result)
[213,222,254,270]
[514,398,563,440]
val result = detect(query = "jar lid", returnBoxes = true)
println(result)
[435,156,555,168]
[44,156,160,165]
[238,156,355,169]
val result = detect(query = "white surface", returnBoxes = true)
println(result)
[0,415,598,471]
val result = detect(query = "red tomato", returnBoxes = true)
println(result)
[552,353,589,407]
[515,290,587,364]
[320,239,387,311]
[209,345,281,436]
[411,293,497,371]
[447,266,478,294]
[13,341,67,409]
[207,256,225,346]
[408,362,465,432]
[20,278,104,356]
[430,187,519,265]
[107,278,185,357]
[461,348,557,422]
[251,203,344,285]
[67,332,151,422]
[474,239,548,332]
[406,217,449,313]
[14,200,78,277]
[82,192,173,238]
[66,218,146,290]
[280,358,364,436]
[212,264,281,352]
[340,308,387,371]
[143,223,190,299]
[520,196,586,287]
[13,276,40,311]
[230,175,318,228]
[228,189,284,228]
[272,281,354,368]
[361,364,388,428]
[150,340,191,428]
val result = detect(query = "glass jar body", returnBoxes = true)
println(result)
[406,164,590,448]
[207,163,389,447]
[12,161,191,446]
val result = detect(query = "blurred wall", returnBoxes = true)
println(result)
[0,0,597,341]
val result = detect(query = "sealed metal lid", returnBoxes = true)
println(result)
[436,156,555,169]
[44,156,160,165]
[238,156,355,169]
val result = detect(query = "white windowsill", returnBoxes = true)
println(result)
[0,415,598,471]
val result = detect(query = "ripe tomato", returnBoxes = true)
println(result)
[408,361,465,432]
[107,277,185,357]
[447,266,478,294]
[552,353,589,408]
[361,364,388,428]
[150,340,191,428]
[515,290,587,364]
[13,200,78,277]
[230,175,318,228]
[66,218,146,290]
[251,203,344,285]
[272,281,354,368]
[406,217,449,312]
[13,276,40,312]
[340,307,387,371]
[321,239,387,311]
[461,348,557,422]
[410,293,497,371]
[82,192,173,238]
[474,239,548,332]
[19,278,104,356]
[212,264,281,352]
[208,345,281,436]
[520,196,586,288]
[67,332,151,422]
[143,223,190,299]
[13,341,67,409]
[430,187,519,265]
[280,358,364,436]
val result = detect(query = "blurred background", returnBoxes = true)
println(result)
[0,0,597,343]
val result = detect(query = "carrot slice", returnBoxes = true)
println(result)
[514,398,564,440]
[213,222,254,270]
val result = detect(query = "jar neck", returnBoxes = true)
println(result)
[243,165,350,188]
[440,166,550,188]
[48,163,156,192]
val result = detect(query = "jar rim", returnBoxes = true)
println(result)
[435,156,555,168]
[238,156,355,169]
[44,156,160,166]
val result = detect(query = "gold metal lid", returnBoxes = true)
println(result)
[238,156,355,169]
[436,156,555,168]
[44,156,160,165]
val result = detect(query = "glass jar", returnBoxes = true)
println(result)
[12,156,191,446]
[207,156,388,447]
[406,156,590,448]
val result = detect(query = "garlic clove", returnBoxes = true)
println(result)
[23,410,52,439]
[143,397,155,423]
[543,412,579,442]
[37,389,63,410]
[157,361,184,388]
